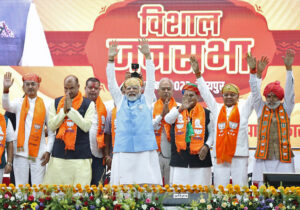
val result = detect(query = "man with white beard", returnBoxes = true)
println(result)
[249,49,296,186]
[106,39,162,185]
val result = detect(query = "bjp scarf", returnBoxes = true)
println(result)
[95,96,107,148]
[56,91,83,150]
[255,104,291,163]
[174,103,206,154]
[216,104,240,164]
[153,97,177,152]
[17,96,46,159]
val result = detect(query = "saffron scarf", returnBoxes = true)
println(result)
[255,104,291,163]
[17,96,46,159]
[174,103,206,154]
[216,104,240,164]
[0,114,7,164]
[111,107,117,148]
[95,96,107,149]
[153,97,177,152]
[56,91,83,150]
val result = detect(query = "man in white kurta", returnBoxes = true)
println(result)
[249,50,295,186]
[152,78,178,185]
[190,56,256,187]
[107,40,162,185]
[2,72,55,185]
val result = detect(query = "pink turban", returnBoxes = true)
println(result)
[263,81,284,100]
[22,73,42,83]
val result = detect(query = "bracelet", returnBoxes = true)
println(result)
[6,162,12,167]
[108,59,114,62]
[250,68,257,74]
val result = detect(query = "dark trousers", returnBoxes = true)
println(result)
[91,155,105,185]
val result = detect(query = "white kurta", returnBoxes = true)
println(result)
[152,102,180,185]
[249,71,295,184]
[2,95,55,185]
[107,60,162,185]
[197,76,256,187]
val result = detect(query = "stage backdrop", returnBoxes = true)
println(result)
[0,0,300,151]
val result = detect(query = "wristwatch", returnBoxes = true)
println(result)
[6,162,12,167]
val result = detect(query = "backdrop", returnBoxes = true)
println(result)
[0,0,299,153]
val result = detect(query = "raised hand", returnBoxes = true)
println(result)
[3,72,14,93]
[190,56,201,78]
[138,38,151,59]
[246,52,257,70]
[108,40,119,61]
[282,49,295,71]
[257,56,269,78]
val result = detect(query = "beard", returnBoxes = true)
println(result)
[266,100,281,109]
[126,93,141,101]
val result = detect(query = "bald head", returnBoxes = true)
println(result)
[64,75,80,99]
[158,78,173,101]
[64,75,79,84]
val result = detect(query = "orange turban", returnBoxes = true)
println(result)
[263,81,284,100]
[22,73,42,83]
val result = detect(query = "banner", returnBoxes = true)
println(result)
[0,0,300,149]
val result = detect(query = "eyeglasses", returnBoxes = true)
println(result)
[24,82,38,87]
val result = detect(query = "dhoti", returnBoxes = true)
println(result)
[110,150,162,185]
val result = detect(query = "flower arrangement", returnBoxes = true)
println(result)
[0,183,164,210]
[0,183,299,209]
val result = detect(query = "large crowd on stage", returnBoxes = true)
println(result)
[0,38,296,188]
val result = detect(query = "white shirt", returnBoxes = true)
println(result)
[89,102,112,158]
[249,71,295,118]
[164,106,215,148]
[197,77,255,157]
[106,59,156,110]
[2,94,55,158]
[19,2,53,66]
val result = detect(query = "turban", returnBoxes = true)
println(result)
[124,77,143,88]
[222,83,239,94]
[263,81,284,100]
[22,73,42,83]
[182,83,200,95]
